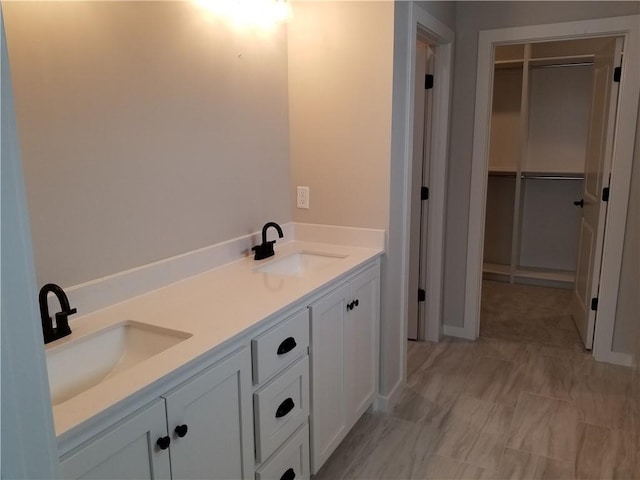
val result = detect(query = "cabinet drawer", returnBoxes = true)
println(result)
[252,309,309,385]
[254,356,309,463]
[256,424,309,480]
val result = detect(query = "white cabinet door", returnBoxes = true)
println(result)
[309,283,349,473]
[59,399,171,480]
[309,263,380,474]
[344,266,379,423]
[163,347,254,480]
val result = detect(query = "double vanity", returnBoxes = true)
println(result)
[45,238,382,479]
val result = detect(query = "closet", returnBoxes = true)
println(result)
[483,38,612,288]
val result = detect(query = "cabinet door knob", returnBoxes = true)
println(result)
[346,301,353,311]
[277,337,297,355]
[573,198,584,208]
[174,424,188,438]
[275,397,295,418]
[354,299,359,307]
[156,436,171,450]
[280,467,296,480]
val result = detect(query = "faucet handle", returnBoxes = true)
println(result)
[54,308,76,336]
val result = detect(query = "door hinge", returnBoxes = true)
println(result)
[421,186,429,200]
[591,297,598,311]
[613,66,621,83]
[425,74,434,90]
[418,289,426,302]
[602,187,610,202]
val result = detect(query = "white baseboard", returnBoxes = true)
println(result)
[594,349,633,367]
[443,324,476,340]
[375,377,403,413]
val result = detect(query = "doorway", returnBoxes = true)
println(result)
[480,37,622,350]
[464,15,640,365]
[407,36,435,341]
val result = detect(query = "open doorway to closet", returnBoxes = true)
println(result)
[481,37,622,350]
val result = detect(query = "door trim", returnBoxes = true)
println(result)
[393,3,454,388]
[463,15,639,366]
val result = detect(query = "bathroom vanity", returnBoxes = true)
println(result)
[48,241,382,479]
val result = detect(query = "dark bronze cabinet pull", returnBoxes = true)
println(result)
[156,436,170,450]
[275,398,295,418]
[174,424,188,438]
[277,337,297,355]
[280,467,296,480]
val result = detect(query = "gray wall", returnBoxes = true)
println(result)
[443,2,640,335]
[417,0,456,31]
[3,2,292,287]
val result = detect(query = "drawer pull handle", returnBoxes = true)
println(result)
[277,337,297,355]
[275,397,295,418]
[156,436,171,450]
[174,424,188,438]
[280,468,296,480]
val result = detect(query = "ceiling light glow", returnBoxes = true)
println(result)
[194,0,291,31]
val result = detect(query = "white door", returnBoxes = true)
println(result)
[408,38,434,340]
[571,37,623,349]
[163,348,254,480]
[344,266,378,423]
[309,284,349,473]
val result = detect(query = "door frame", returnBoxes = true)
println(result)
[1,8,60,477]
[463,15,640,366]
[407,37,434,341]
[395,2,454,384]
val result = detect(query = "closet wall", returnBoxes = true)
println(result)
[483,39,607,286]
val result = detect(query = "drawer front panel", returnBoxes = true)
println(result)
[254,356,309,463]
[252,309,309,385]
[255,424,309,480]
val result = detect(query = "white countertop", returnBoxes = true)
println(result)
[49,240,382,441]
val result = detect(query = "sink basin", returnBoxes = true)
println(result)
[46,321,191,405]
[255,251,347,277]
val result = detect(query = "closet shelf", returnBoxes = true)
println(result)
[494,55,595,69]
[488,170,517,177]
[528,54,594,68]
[521,169,584,176]
[488,170,584,180]
[521,173,583,181]
[495,60,524,70]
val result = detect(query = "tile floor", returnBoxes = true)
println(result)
[314,281,640,479]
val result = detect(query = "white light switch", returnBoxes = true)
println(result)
[297,186,310,209]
